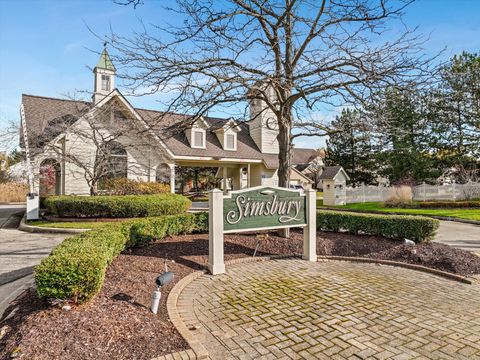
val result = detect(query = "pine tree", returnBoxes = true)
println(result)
[433,52,480,174]
[326,109,376,185]
[374,87,440,184]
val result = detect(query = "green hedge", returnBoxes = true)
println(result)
[43,194,191,218]
[317,210,439,243]
[35,213,208,303]
[413,200,480,209]
[36,209,437,304]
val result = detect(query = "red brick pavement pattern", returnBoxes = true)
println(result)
[176,259,480,360]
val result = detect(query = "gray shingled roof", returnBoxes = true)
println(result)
[21,94,315,168]
[318,166,344,180]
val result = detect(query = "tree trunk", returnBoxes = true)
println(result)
[277,118,291,188]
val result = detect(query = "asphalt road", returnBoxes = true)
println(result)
[0,204,67,318]
[435,220,480,253]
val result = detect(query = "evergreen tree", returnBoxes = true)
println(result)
[326,109,376,185]
[374,88,440,184]
[433,52,480,174]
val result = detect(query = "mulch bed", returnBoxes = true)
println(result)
[1,231,480,359]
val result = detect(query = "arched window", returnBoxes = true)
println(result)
[39,158,61,196]
[97,141,128,190]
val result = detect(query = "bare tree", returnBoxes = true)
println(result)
[108,0,435,187]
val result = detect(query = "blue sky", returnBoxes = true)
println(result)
[1,0,479,150]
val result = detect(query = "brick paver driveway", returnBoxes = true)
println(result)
[178,259,480,359]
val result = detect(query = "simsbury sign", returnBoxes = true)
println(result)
[208,186,317,275]
[223,187,307,233]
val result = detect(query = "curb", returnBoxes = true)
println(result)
[18,216,88,234]
[166,270,209,360]
[318,207,480,225]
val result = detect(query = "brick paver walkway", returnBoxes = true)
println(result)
[177,259,480,359]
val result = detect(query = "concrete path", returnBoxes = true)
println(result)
[435,220,480,253]
[0,205,68,317]
[177,259,480,359]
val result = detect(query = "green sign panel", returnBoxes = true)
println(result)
[223,186,306,233]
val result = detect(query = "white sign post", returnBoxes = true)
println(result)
[208,186,317,275]
[208,189,226,275]
[303,189,317,261]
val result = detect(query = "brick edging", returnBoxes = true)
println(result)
[166,270,209,360]
[316,255,473,284]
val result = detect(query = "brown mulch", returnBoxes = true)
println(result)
[1,231,480,360]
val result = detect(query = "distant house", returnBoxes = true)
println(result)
[19,47,322,196]
[319,166,350,205]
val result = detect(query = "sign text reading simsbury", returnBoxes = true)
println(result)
[223,187,306,233]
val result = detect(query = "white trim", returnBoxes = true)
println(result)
[291,167,313,184]
[95,89,176,158]
[174,155,263,163]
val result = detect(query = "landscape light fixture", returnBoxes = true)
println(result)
[150,259,174,314]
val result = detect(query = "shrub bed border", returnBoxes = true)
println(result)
[317,210,439,243]
[35,210,439,304]
[319,206,480,226]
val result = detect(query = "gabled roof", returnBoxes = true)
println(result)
[21,94,91,149]
[21,93,315,169]
[318,166,350,180]
[291,148,322,165]
[95,48,116,71]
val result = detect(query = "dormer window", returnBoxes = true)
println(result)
[101,75,111,91]
[214,118,240,151]
[193,130,205,148]
[186,118,209,149]
[226,133,235,150]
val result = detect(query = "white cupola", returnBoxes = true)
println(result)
[93,46,116,104]
[248,82,279,154]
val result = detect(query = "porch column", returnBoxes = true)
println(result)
[222,166,228,194]
[169,164,175,194]
[247,163,251,188]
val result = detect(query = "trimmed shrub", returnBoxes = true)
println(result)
[408,200,480,209]
[317,210,439,243]
[44,194,191,218]
[35,213,207,303]
[102,178,170,195]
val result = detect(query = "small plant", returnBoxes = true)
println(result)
[101,178,170,195]
[384,186,413,207]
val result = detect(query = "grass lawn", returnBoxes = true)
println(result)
[321,202,480,221]
[27,220,108,229]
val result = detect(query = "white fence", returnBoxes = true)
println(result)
[346,182,480,204]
